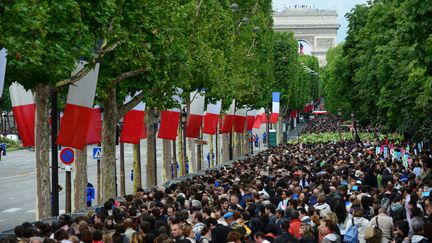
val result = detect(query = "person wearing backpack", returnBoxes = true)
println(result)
[345,208,369,243]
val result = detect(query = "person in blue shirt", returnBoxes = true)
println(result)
[263,132,267,144]
[255,134,259,147]
[87,182,95,207]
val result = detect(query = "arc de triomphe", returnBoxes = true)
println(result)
[273,8,340,66]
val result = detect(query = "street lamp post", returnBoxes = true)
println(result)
[351,113,359,142]
[181,109,188,175]
[337,108,342,141]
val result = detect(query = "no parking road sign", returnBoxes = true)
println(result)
[60,148,75,165]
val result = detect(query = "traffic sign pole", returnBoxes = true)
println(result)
[51,90,59,217]
[97,143,101,204]
[65,168,71,214]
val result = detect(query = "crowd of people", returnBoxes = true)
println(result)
[303,116,349,134]
[3,117,432,243]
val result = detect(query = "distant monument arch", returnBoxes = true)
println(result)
[273,7,340,66]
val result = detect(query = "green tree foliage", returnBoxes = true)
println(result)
[323,0,432,140]
[321,45,351,114]
[273,32,320,112]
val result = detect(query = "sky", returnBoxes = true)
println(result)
[272,0,368,43]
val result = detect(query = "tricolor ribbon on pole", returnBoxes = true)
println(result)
[10,82,35,147]
[57,62,100,150]
[185,91,205,138]
[203,100,221,135]
[270,92,280,124]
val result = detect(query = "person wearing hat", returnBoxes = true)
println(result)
[224,211,246,236]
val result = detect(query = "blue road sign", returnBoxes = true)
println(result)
[93,147,102,159]
[60,148,74,165]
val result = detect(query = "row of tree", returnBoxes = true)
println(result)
[322,0,432,140]
[0,1,320,218]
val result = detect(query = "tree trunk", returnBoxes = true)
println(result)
[242,132,249,156]
[101,86,117,202]
[34,85,51,219]
[222,133,229,163]
[278,114,284,144]
[132,143,142,192]
[145,108,157,187]
[234,133,241,158]
[73,147,87,211]
[188,138,196,173]
[178,125,185,176]
[162,139,172,182]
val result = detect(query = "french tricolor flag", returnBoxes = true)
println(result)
[86,106,102,145]
[0,48,7,97]
[57,62,100,150]
[120,95,146,144]
[185,91,205,138]
[234,107,247,133]
[270,92,280,124]
[221,100,235,134]
[246,110,256,131]
[203,100,221,135]
[10,82,35,147]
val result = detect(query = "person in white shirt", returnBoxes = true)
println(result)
[345,207,370,243]
[314,194,332,218]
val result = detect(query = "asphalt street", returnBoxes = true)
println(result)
[0,123,304,232]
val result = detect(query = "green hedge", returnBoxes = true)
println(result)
[294,132,403,144]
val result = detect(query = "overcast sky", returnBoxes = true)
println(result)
[272,0,368,43]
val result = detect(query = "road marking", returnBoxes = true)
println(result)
[1,208,23,213]
[26,209,36,213]
[8,197,14,200]
[0,219,5,223]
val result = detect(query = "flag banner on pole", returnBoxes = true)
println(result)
[246,110,256,131]
[254,108,264,128]
[120,94,146,144]
[221,100,235,133]
[158,110,180,140]
[185,91,205,138]
[271,92,280,124]
[234,107,247,133]
[258,108,268,124]
[203,100,221,135]
[10,82,35,147]
[0,48,7,98]
[57,62,100,150]
[158,93,182,140]
[86,107,102,145]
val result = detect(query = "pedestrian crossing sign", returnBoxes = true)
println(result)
[93,147,102,159]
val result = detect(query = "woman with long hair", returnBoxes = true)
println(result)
[299,223,315,243]
[333,200,351,235]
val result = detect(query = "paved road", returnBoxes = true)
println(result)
[0,123,304,232]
